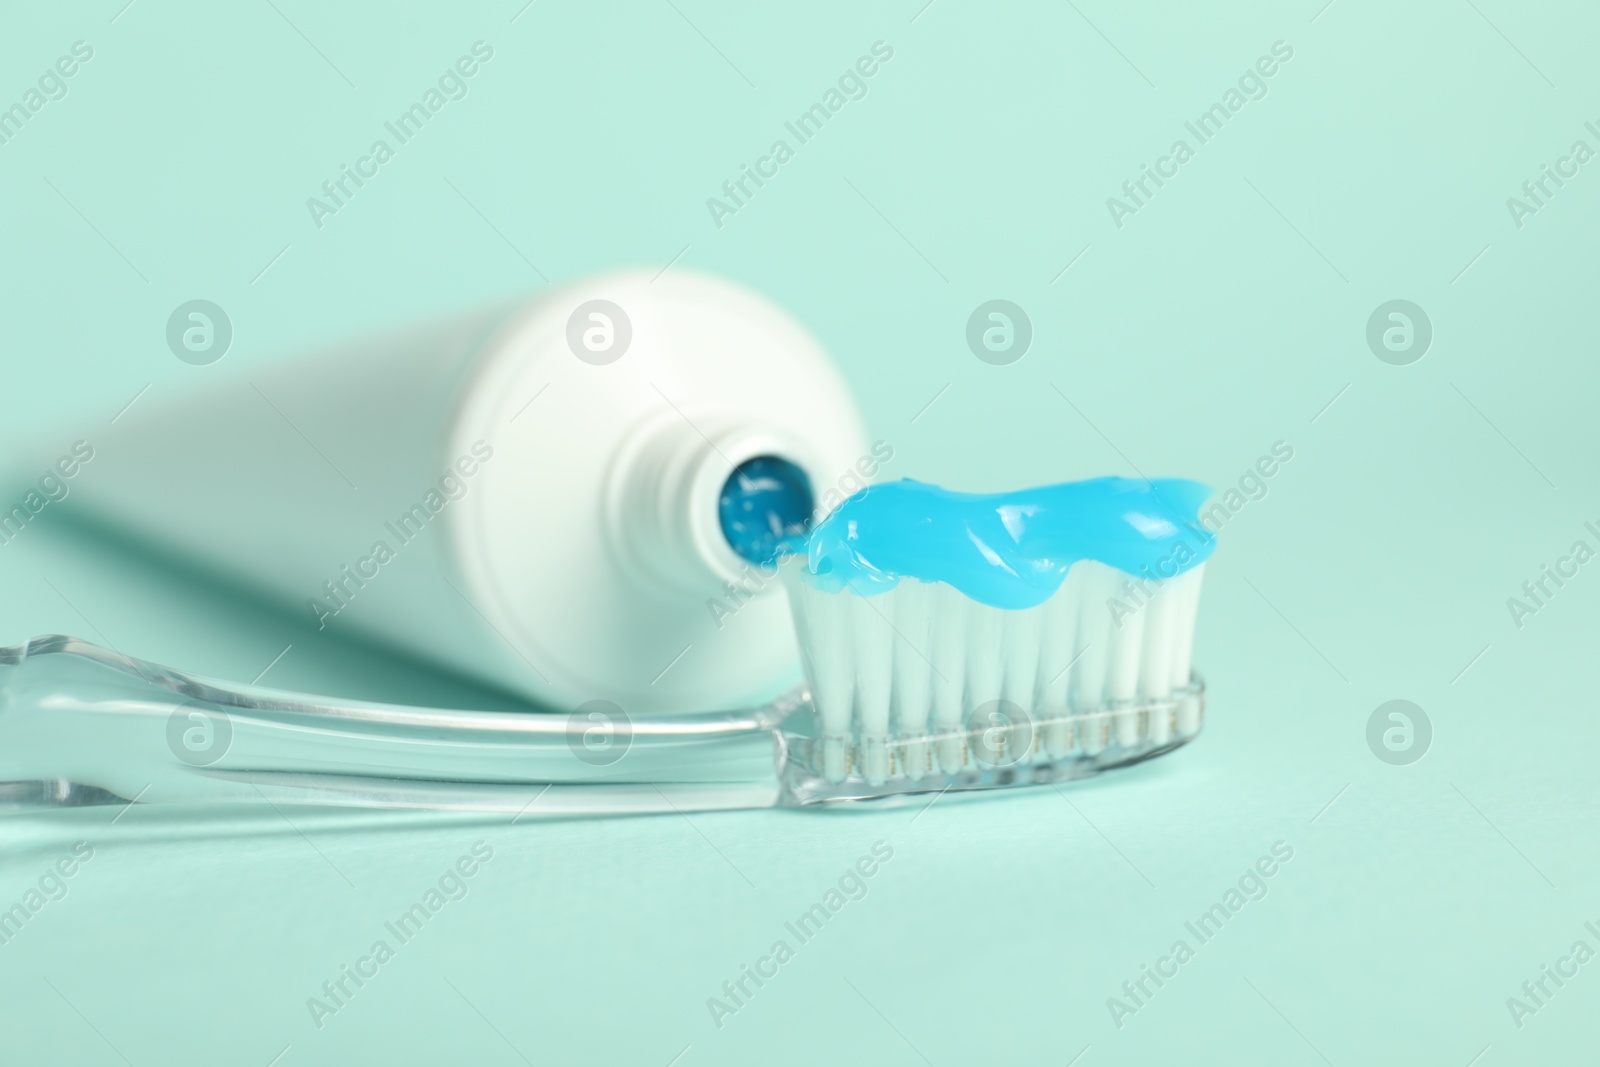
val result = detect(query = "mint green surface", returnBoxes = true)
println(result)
[2,1,1597,1063]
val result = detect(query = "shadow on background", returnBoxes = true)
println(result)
[22,506,544,714]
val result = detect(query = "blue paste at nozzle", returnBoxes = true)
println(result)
[719,455,817,566]
[795,476,1216,610]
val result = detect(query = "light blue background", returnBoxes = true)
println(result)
[2,0,1598,1062]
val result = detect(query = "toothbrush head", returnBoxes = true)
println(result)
[774,477,1213,804]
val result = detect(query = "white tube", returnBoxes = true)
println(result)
[75,271,870,714]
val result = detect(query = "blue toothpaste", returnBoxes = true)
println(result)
[793,476,1216,609]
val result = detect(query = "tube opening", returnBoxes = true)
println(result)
[718,456,815,566]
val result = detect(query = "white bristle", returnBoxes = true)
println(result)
[849,592,895,785]
[785,572,854,782]
[1000,607,1042,713]
[1170,567,1204,688]
[964,601,1005,711]
[1034,565,1082,756]
[1139,582,1178,745]
[1171,567,1206,735]
[781,559,1208,785]
[1107,585,1147,748]
[927,583,968,773]
[888,580,933,780]
[1071,566,1116,755]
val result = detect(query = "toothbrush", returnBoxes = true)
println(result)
[783,560,1207,793]
[780,475,1214,797]
[0,476,1215,817]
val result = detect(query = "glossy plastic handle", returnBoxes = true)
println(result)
[0,636,787,818]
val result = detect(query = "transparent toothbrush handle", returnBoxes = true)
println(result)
[0,636,789,818]
[0,635,1204,822]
